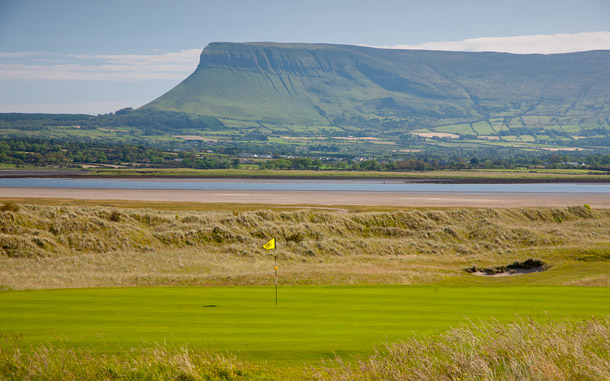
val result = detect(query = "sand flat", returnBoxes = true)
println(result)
[1,187,609,208]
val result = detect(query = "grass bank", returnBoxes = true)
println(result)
[85,167,610,182]
[1,202,610,289]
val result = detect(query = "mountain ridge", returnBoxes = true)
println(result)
[144,42,610,130]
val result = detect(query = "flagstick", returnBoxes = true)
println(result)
[274,255,278,305]
[263,238,278,305]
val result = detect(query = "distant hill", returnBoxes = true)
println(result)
[144,42,610,130]
[0,110,225,133]
[3,43,610,157]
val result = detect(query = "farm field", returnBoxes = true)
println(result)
[2,115,609,157]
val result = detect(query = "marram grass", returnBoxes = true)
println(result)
[2,203,610,289]
[315,317,610,381]
[0,338,259,380]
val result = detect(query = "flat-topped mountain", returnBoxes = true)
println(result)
[144,42,610,130]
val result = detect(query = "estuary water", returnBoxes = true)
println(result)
[0,178,610,194]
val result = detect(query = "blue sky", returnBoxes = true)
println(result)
[1,0,609,114]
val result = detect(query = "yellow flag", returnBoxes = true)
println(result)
[263,238,276,251]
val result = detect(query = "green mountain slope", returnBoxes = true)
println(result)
[144,42,610,131]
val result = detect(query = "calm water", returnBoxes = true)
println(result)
[1,178,610,193]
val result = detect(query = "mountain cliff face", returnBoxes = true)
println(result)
[144,42,610,128]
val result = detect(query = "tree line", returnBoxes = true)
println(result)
[1,136,610,172]
[0,137,237,169]
[0,110,225,134]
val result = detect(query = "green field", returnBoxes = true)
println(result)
[2,285,610,367]
[2,202,610,378]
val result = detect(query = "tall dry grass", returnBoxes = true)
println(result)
[315,317,610,381]
[1,203,609,289]
[0,336,257,380]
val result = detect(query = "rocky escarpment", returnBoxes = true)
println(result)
[144,42,610,127]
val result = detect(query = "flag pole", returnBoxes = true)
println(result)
[263,237,278,305]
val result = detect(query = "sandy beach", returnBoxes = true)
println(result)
[0,187,608,208]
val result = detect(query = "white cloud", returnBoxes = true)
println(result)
[0,52,37,58]
[2,33,609,82]
[374,31,610,54]
[0,49,201,81]
[0,101,137,115]
[71,49,201,66]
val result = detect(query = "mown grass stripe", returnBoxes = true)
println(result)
[1,285,610,365]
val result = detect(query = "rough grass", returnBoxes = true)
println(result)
[1,203,609,289]
[315,317,610,381]
[0,337,260,380]
[2,317,609,380]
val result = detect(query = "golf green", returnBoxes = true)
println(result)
[1,285,609,364]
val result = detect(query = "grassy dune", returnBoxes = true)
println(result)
[1,202,610,289]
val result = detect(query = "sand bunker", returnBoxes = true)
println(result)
[468,259,548,277]
[472,266,546,277]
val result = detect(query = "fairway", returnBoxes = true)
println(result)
[2,285,610,365]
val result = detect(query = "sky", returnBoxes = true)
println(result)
[1,0,609,114]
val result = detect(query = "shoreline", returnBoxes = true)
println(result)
[1,187,608,208]
[1,169,610,184]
